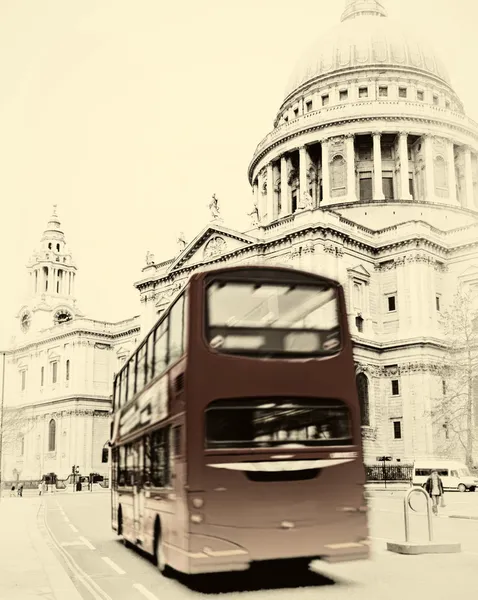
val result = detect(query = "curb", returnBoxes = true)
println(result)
[448,514,478,521]
[31,501,84,600]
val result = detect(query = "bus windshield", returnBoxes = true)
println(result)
[205,398,352,449]
[206,280,341,356]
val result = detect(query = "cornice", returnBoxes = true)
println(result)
[281,66,457,110]
[14,395,111,412]
[353,338,448,353]
[9,325,140,355]
[248,114,478,183]
[136,223,455,296]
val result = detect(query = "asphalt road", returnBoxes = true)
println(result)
[42,490,478,600]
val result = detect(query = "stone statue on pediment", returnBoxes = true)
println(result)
[177,232,187,252]
[145,251,155,266]
[248,205,259,226]
[208,194,220,220]
[299,190,314,210]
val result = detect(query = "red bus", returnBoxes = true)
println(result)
[110,265,369,577]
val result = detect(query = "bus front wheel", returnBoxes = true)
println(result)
[155,521,172,578]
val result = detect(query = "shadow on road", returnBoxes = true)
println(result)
[177,561,338,595]
[115,541,340,594]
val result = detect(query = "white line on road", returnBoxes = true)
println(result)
[69,524,79,533]
[63,517,70,523]
[101,557,125,575]
[79,536,96,550]
[133,583,160,600]
[62,541,87,547]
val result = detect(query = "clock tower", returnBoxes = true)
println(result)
[17,205,83,336]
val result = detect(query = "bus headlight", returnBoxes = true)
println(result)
[191,514,203,524]
[192,498,204,508]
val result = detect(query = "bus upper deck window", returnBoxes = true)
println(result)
[206,280,341,356]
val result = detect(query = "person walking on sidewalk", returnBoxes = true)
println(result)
[17,484,23,497]
[10,485,16,497]
[38,482,43,496]
[425,470,445,515]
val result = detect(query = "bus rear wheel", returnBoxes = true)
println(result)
[155,527,172,578]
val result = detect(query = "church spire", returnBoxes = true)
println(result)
[20,206,81,335]
[341,0,387,22]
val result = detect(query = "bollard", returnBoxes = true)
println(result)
[387,486,461,555]
[404,487,433,543]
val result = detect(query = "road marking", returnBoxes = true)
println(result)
[102,557,125,575]
[69,524,79,533]
[79,536,96,550]
[133,584,159,600]
[62,541,87,547]
[63,517,70,523]
[42,505,113,600]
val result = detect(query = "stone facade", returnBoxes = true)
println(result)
[134,1,478,465]
[2,208,140,482]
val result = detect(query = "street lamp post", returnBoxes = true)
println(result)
[0,352,6,502]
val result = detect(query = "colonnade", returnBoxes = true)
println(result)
[252,132,477,222]
[30,266,76,296]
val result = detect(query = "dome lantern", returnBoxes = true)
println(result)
[341,0,387,22]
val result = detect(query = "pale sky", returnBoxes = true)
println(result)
[0,0,477,347]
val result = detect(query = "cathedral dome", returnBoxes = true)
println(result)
[284,6,451,102]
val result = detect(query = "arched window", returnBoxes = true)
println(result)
[48,419,56,452]
[356,373,370,427]
[331,155,346,197]
[434,155,448,191]
[66,360,70,381]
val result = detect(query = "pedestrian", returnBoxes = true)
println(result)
[425,470,445,515]
[38,481,43,496]
[17,484,23,497]
[10,485,15,497]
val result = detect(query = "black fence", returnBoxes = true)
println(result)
[366,464,413,482]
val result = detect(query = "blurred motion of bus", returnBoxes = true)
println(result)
[109,265,369,578]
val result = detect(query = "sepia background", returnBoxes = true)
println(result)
[0,0,477,346]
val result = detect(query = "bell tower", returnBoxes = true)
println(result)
[18,206,83,335]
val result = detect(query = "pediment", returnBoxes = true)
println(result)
[458,265,478,278]
[168,224,257,273]
[347,264,371,280]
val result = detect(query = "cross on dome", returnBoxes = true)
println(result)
[341,0,387,22]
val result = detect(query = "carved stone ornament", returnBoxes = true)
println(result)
[302,241,315,254]
[361,426,377,441]
[204,236,226,259]
[330,135,344,148]
[323,243,337,254]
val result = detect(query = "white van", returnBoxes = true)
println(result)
[412,460,478,492]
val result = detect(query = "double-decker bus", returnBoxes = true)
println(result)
[110,265,369,577]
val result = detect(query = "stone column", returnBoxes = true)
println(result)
[372,132,384,200]
[266,162,275,220]
[423,134,435,201]
[447,141,457,204]
[299,146,308,201]
[399,132,412,200]
[280,156,289,216]
[346,134,357,201]
[464,146,475,210]
[321,139,330,202]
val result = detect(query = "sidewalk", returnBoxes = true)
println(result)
[0,497,83,600]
